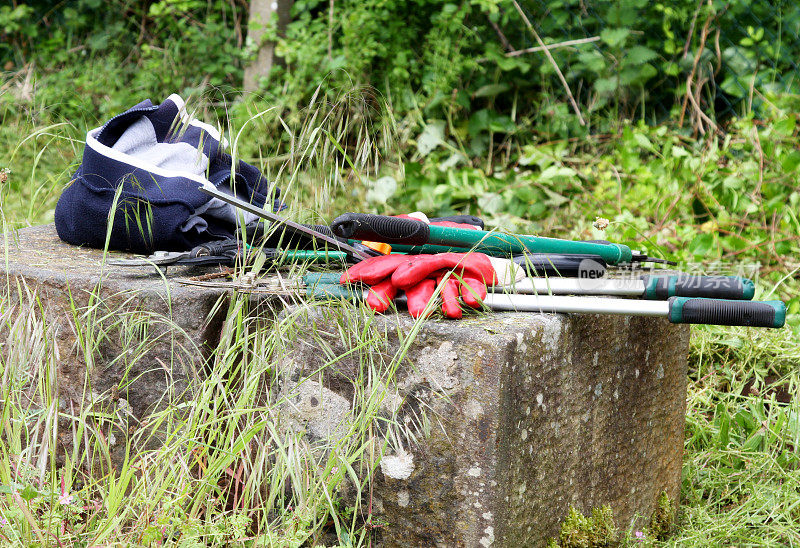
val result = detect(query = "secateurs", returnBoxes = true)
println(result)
[108,238,348,273]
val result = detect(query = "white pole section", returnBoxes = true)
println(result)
[483,293,670,317]
[497,277,646,297]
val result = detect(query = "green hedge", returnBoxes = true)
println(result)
[4,0,798,136]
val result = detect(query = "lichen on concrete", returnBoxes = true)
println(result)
[380,448,415,480]
[279,379,352,442]
[399,340,459,392]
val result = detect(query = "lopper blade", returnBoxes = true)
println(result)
[199,183,373,261]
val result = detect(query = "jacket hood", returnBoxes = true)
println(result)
[55,94,283,253]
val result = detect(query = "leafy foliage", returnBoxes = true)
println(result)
[259,0,800,140]
[2,0,247,122]
[6,0,800,145]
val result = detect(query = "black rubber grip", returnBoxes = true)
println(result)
[642,275,754,300]
[513,253,607,278]
[194,238,241,258]
[429,215,485,229]
[184,238,279,267]
[331,213,430,244]
[305,224,342,239]
[668,297,785,328]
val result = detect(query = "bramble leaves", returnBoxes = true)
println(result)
[625,45,658,65]
[600,27,630,48]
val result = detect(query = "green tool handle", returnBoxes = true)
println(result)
[303,272,344,286]
[331,213,633,264]
[305,283,364,301]
[302,281,786,328]
[668,297,785,328]
[305,273,758,301]
[391,243,469,254]
[284,250,348,262]
[642,275,755,300]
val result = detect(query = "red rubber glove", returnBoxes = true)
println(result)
[340,254,410,285]
[340,254,409,313]
[341,252,497,319]
[436,272,463,319]
[390,252,497,289]
[406,278,437,318]
[392,253,496,317]
[364,277,398,313]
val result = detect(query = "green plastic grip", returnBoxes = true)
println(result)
[390,243,470,254]
[668,297,785,328]
[393,230,633,263]
[642,275,755,300]
[302,272,344,286]
[285,250,348,262]
[425,225,633,264]
[305,283,364,301]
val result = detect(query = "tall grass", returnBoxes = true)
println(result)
[0,277,428,545]
[0,87,412,546]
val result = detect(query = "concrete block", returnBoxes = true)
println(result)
[1,225,240,412]
[276,305,689,546]
[1,224,690,545]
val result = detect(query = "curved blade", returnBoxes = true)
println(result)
[199,183,371,261]
[108,251,189,267]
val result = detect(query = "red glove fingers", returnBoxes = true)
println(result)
[459,277,487,308]
[340,254,410,285]
[365,277,397,313]
[437,273,463,319]
[405,279,436,318]
[341,249,493,319]
[391,252,497,290]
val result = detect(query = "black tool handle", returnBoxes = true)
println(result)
[192,238,241,258]
[305,224,340,239]
[513,254,608,278]
[331,213,430,244]
[668,297,785,328]
[182,239,283,267]
[642,275,755,300]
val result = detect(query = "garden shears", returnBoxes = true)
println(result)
[108,239,348,273]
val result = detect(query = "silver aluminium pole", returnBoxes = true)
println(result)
[498,277,646,297]
[483,293,670,317]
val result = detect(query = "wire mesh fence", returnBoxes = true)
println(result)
[501,0,800,124]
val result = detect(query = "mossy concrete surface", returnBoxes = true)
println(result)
[279,305,689,547]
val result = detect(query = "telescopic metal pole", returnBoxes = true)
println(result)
[497,274,755,301]
[304,283,785,328]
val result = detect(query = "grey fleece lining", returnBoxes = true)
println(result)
[111,116,258,233]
